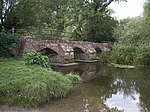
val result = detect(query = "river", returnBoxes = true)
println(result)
[1,62,150,112]
[38,63,150,112]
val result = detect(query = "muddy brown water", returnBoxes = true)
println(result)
[1,63,150,112]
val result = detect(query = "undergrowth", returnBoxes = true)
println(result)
[66,72,83,84]
[24,52,50,68]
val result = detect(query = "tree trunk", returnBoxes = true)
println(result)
[0,0,4,26]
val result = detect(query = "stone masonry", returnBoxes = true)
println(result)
[12,36,112,63]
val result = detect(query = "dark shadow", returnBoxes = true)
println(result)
[40,48,59,63]
[73,47,86,60]
[41,48,58,57]
[95,47,102,59]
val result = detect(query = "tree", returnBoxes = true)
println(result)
[105,0,150,65]
[0,0,126,41]
[63,0,119,42]
[143,0,150,19]
[0,0,50,31]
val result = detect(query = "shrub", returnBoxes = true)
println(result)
[114,46,137,64]
[141,47,150,66]
[103,44,150,66]
[102,17,150,66]
[0,32,20,57]
[66,73,82,84]
[24,52,50,68]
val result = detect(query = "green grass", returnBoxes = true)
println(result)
[109,63,135,69]
[66,72,83,84]
[0,58,72,108]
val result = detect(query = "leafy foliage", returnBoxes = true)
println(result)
[102,0,150,66]
[51,0,118,42]
[0,0,49,31]
[0,0,120,42]
[0,32,20,57]
[80,10,118,42]
[66,73,83,84]
[103,15,150,66]
[24,52,50,68]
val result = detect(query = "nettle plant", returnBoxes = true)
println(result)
[24,52,50,67]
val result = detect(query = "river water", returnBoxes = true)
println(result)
[1,63,149,112]
[37,63,150,112]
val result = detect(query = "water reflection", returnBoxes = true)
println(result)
[105,92,140,112]
[52,63,109,81]
[38,63,150,112]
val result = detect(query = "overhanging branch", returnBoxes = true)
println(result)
[103,0,127,8]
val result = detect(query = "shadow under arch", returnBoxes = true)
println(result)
[95,47,102,59]
[73,47,86,61]
[40,48,58,62]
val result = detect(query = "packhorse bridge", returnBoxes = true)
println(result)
[12,36,112,63]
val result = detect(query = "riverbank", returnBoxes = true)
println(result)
[0,58,73,108]
[0,105,39,112]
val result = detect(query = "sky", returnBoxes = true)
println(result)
[109,0,146,19]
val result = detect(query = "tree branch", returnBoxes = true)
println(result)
[103,0,114,7]
[103,0,127,8]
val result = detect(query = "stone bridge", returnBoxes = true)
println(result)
[12,36,112,63]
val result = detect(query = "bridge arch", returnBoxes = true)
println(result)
[95,47,102,59]
[73,47,86,60]
[40,48,58,62]
[41,48,58,56]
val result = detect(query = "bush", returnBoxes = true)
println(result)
[103,17,150,66]
[0,32,20,57]
[110,46,137,65]
[24,52,50,68]
[66,73,82,84]
[141,47,150,66]
[0,58,72,108]
[106,45,150,66]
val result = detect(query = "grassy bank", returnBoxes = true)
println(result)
[0,58,73,108]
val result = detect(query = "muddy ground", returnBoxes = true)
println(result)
[0,105,40,112]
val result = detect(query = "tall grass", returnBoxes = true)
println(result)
[103,41,150,66]
[0,58,72,108]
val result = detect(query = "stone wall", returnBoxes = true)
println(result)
[12,36,112,63]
